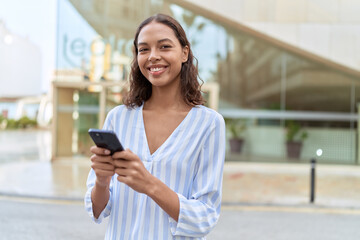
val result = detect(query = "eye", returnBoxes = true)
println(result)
[160,45,171,49]
[138,48,148,53]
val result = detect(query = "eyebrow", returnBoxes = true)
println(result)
[138,38,174,46]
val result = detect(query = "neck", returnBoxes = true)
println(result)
[144,82,189,111]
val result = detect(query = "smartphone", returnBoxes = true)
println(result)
[88,128,124,155]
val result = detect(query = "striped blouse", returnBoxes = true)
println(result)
[84,104,226,239]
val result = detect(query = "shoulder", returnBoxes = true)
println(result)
[107,104,139,116]
[193,106,226,149]
[104,104,140,126]
[193,105,225,128]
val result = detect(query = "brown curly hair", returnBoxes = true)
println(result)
[123,13,205,108]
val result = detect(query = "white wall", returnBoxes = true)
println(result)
[0,0,57,95]
[0,24,42,97]
[183,0,360,71]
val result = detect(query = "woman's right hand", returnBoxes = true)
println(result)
[90,146,115,187]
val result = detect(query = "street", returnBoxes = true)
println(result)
[0,197,107,240]
[1,196,359,240]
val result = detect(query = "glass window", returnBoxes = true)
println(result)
[55,0,360,164]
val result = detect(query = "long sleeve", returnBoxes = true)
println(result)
[84,108,116,223]
[84,169,114,223]
[169,114,226,237]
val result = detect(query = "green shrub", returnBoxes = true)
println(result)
[0,116,37,129]
[286,120,308,142]
[224,118,246,139]
[17,116,37,129]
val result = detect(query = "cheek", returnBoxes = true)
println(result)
[173,57,183,71]
[137,57,147,73]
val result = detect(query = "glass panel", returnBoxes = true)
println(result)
[54,0,136,158]
[54,0,360,164]
[226,117,356,164]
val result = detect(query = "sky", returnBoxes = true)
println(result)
[0,0,57,94]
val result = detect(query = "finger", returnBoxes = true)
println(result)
[90,154,114,164]
[91,162,115,171]
[113,158,144,172]
[90,146,111,156]
[117,175,128,184]
[113,159,129,168]
[112,149,136,161]
[94,169,115,177]
[114,167,133,177]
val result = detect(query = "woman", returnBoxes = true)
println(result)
[85,13,225,239]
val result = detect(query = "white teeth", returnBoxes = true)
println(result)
[150,67,163,72]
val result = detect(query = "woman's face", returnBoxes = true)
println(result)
[137,21,189,89]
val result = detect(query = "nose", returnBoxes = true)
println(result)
[148,49,161,62]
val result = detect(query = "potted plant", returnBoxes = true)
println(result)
[224,118,246,153]
[285,121,308,159]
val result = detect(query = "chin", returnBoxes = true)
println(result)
[151,82,171,88]
[148,78,172,87]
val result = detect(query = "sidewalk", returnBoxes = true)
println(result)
[222,162,360,209]
[0,158,89,200]
[1,157,360,209]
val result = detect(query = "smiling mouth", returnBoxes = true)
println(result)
[148,67,166,72]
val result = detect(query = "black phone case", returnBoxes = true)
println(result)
[88,129,124,154]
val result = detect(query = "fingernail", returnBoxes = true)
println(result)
[104,149,110,155]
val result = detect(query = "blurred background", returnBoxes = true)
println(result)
[1,0,360,165]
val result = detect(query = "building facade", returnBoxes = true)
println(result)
[54,0,360,164]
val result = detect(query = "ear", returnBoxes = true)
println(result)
[182,45,189,63]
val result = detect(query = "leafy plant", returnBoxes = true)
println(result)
[224,118,246,139]
[18,116,37,128]
[286,121,308,142]
[0,116,37,129]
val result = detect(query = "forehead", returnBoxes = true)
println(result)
[137,21,179,44]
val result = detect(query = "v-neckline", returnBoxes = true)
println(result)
[140,104,194,158]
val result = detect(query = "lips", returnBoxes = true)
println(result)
[147,65,167,75]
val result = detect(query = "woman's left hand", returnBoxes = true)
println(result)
[112,149,154,194]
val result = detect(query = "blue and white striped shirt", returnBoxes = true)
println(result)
[85,104,226,239]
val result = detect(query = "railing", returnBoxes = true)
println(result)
[219,109,358,122]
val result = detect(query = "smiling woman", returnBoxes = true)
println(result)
[84,13,226,240]
[124,14,204,108]
[137,23,187,89]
